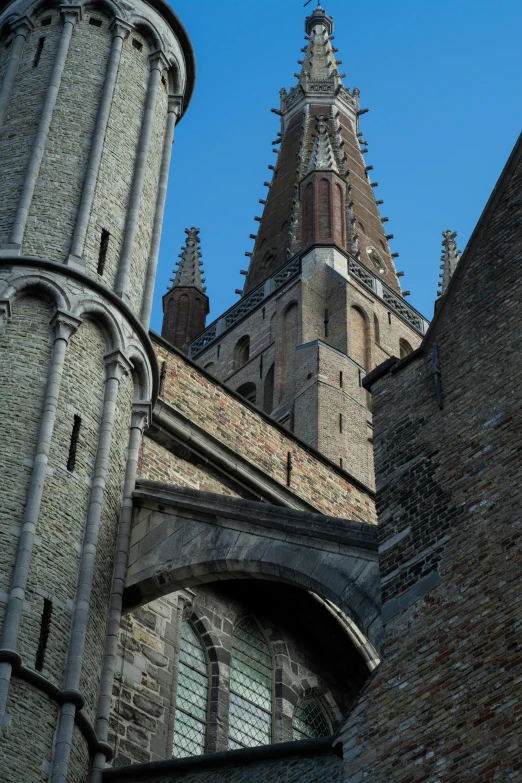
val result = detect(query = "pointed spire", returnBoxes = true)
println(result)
[438,230,460,296]
[307,115,339,172]
[171,227,206,292]
[299,4,342,89]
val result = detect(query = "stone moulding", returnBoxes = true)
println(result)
[0,256,160,401]
[102,736,341,781]
[0,649,110,760]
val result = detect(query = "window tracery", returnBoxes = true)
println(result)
[172,621,209,758]
[228,617,272,749]
[292,697,330,740]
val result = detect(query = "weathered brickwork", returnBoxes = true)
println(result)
[153,337,376,523]
[139,436,242,499]
[340,137,522,780]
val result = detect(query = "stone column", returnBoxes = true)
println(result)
[50,349,131,783]
[6,6,81,251]
[67,18,132,267]
[114,50,168,304]
[89,402,150,783]
[0,16,33,128]
[140,93,182,329]
[0,310,81,722]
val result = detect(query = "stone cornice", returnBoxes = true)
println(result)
[134,480,379,551]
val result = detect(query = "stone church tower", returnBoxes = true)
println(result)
[0,0,194,780]
[163,3,429,489]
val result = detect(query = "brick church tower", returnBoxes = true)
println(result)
[162,227,208,352]
[175,3,429,488]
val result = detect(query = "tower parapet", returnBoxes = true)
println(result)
[0,0,194,779]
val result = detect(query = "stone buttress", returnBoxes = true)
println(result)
[0,0,194,780]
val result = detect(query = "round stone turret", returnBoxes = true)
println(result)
[0,0,195,320]
[0,0,194,780]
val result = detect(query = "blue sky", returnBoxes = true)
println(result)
[150,0,522,334]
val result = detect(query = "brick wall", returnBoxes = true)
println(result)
[152,337,376,523]
[340,136,522,780]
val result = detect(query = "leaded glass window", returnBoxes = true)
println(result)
[172,621,209,758]
[292,697,330,740]
[228,616,272,749]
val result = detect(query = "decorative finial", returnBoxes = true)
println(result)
[307,115,339,173]
[170,227,206,293]
[438,230,460,296]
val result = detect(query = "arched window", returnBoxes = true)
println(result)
[399,338,413,359]
[234,335,250,368]
[172,621,209,758]
[280,302,298,401]
[318,178,331,239]
[349,306,369,370]
[303,181,314,245]
[373,314,380,345]
[263,363,274,414]
[236,382,256,404]
[174,293,189,345]
[228,617,272,749]
[292,697,330,741]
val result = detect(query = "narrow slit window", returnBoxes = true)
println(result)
[67,414,81,473]
[41,16,52,26]
[97,229,110,275]
[339,371,343,388]
[132,38,143,51]
[89,17,102,26]
[339,413,343,433]
[33,37,45,68]
[35,599,52,671]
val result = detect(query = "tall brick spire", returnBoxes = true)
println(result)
[242,4,402,295]
[162,227,209,352]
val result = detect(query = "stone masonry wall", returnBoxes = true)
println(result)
[0,7,61,243]
[0,7,171,320]
[152,337,376,523]
[340,138,522,780]
[23,10,111,261]
[0,297,52,635]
